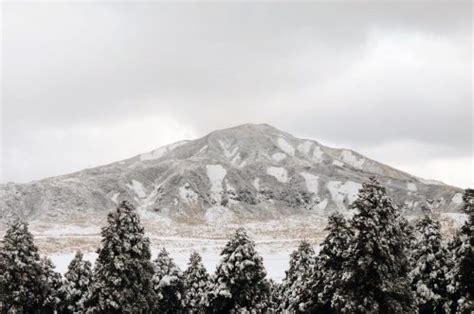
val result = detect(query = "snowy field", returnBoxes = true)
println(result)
[1,212,466,282]
[49,249,292,282]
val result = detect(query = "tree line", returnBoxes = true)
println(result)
[0,178,472,313]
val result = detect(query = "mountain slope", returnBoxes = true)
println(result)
[0,124,464,223]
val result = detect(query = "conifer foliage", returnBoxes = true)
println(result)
[152,247,185,313]
[332,178,415,313]
[447,189,474,313]
[63,251,93,313]
[183,251,210,312]
[310,213,353,313]
[205,228,270,313]
[83,200,156,313]
[279,240,316,312]
[40,256,65,312]
[410,215,451,313]
[0,220,60,312]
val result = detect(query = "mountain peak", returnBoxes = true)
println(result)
[0,124,463,223]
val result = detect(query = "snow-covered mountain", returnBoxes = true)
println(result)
[0,124,464,223]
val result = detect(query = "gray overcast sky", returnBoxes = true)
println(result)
[1,1,472,187]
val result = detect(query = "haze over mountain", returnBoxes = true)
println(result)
[0,124,463,224]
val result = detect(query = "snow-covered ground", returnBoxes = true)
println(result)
[2,211,466,283]
[49,249,292,282]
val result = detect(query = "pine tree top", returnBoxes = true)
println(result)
[97,200,151,261]
[1,219,40,259]
[188,251,204,269]
[154,247,181,278]
[65,251,92,281]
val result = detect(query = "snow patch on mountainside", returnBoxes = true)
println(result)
[253,178,260,190]
[297,141,312,156]
[452,193,463,204]
[340,150,364,169]
[205,206,234,222]
[218,140,238,159]
[312,146,324,163]
[301,172,319,193]
[126,180,147,198]
[327,181,362,209]
[316,199,328,211]
[277,138,295,156]
[407,182,417,192]
[110,192,120,204]
[332,160,344,167]
[272,153,287,162]
[267,167,288,183]
[206,165,227,203]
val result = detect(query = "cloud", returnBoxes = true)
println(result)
[1,2,472,186]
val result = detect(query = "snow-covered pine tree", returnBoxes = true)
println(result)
[447,189,474,314]
[410,215,451,313]
[40,256,66,312]
[183,251,210,313]
[279,240,316,312]
[152,247,185,313]
[0,220,52,312]
[332,178,416,313]
[204,228,270,313]
[267,278,282,313]
[309,213,353,313]
[83,201,156,313]
[399,215,417,269]
[64,251,92,313]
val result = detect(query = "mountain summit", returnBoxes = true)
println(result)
[0,123,463,223]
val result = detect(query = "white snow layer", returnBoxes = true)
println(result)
[312,146,324,163]
[407,182,418,192]
[277,138,295,156]
[340,150,364,169]
[49,249,291,282]
[332,160,344,167]
[316,199,328,211]
[272,153,287,162]
[451,193,463,204]
[110,192,120,204]
[267,167,288,183]
[126,180,147,198]
[297,141,312,155]
[253,177,260,190]
[301,172,319,193]
[327,180,362,208]
[206,164,227,203]
[140,141,188,161]
[218,140,238,159]
[205,206,234,222]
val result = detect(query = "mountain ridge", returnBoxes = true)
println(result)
[0,123,464,223]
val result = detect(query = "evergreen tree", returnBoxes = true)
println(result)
[279,240,316,312]
[309,213,353,313]
[332,178,416,313]
[64,251,92,313]
[410,215,451,313]
[0,220,52,312]
[40,256,66,312]
[83,201,156,313]
[205,228,270,313]
[183,251,210,313]
[447,189,474,313]
[267,279,282,313]
[399,215,417,269]
[152,247,185,313]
